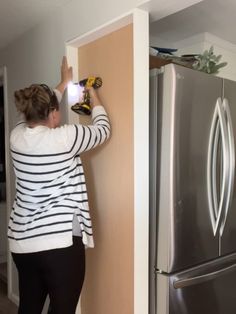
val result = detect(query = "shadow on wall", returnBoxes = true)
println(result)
[0,85,7,264]
[0,85,6,200]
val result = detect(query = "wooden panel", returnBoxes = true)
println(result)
[78,24,134,314]
[149,55,172,69]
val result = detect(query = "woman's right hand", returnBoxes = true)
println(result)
[87,87,102,108]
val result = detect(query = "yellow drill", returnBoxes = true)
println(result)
[71,77,102,115]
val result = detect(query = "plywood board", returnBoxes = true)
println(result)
[78,24,134,314]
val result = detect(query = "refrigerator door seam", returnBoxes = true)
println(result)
[207,98,221,230]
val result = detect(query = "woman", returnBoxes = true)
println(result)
[8,57,110,314]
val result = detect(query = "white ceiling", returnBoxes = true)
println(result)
[150,0,236,45]
[0,0,236,51]
[0,0,72,50]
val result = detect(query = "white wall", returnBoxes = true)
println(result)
[0,0,149,126]
[0,0,148,300]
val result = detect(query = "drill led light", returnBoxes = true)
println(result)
[68,82,82,97]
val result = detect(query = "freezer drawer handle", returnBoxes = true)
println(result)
[173,263,236,289]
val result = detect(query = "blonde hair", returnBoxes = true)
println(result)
[14,84,59,122]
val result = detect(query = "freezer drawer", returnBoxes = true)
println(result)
[155,253,236,314]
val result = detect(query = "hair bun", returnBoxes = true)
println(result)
[14,85,41,114]
[14,90,27,113]
[23,86,39,100]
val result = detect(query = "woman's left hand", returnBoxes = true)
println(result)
[61,56,73,85]
[56,56,73,94]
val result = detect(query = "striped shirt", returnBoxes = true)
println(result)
[8,96,110,253]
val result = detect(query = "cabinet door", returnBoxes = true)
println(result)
[154,64,223,273]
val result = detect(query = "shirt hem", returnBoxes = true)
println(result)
[9,232,73,253]
[9,231,95,253]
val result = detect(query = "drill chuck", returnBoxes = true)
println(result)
[79,77,102,89]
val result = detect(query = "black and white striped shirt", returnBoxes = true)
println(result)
[8,99,110,253]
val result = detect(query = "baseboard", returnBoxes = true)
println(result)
[9,292,19,306]
[75,299,81,314]
[0,255,7,264]
[0,261,7,283]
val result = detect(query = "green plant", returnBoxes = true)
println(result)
[192,46,227,74]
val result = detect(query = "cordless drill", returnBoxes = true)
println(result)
[71,77,102,115]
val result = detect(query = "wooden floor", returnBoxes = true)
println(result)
[0,263,18,314]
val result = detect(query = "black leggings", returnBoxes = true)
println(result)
[12,236,85,314]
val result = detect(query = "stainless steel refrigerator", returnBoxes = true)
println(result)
[149,64,236,314]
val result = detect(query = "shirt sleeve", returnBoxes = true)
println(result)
[63,105,111,156]
[54,89,62,103]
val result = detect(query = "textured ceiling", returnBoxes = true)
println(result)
[150,0,236,45]
[0,0,72,50]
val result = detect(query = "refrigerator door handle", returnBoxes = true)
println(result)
[173,263,236,289]
[219,98,235,236]
[207,98,230,236]
[211,119,220,218]
[207,99,220,232]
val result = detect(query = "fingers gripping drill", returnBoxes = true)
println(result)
[71,77,102,115]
